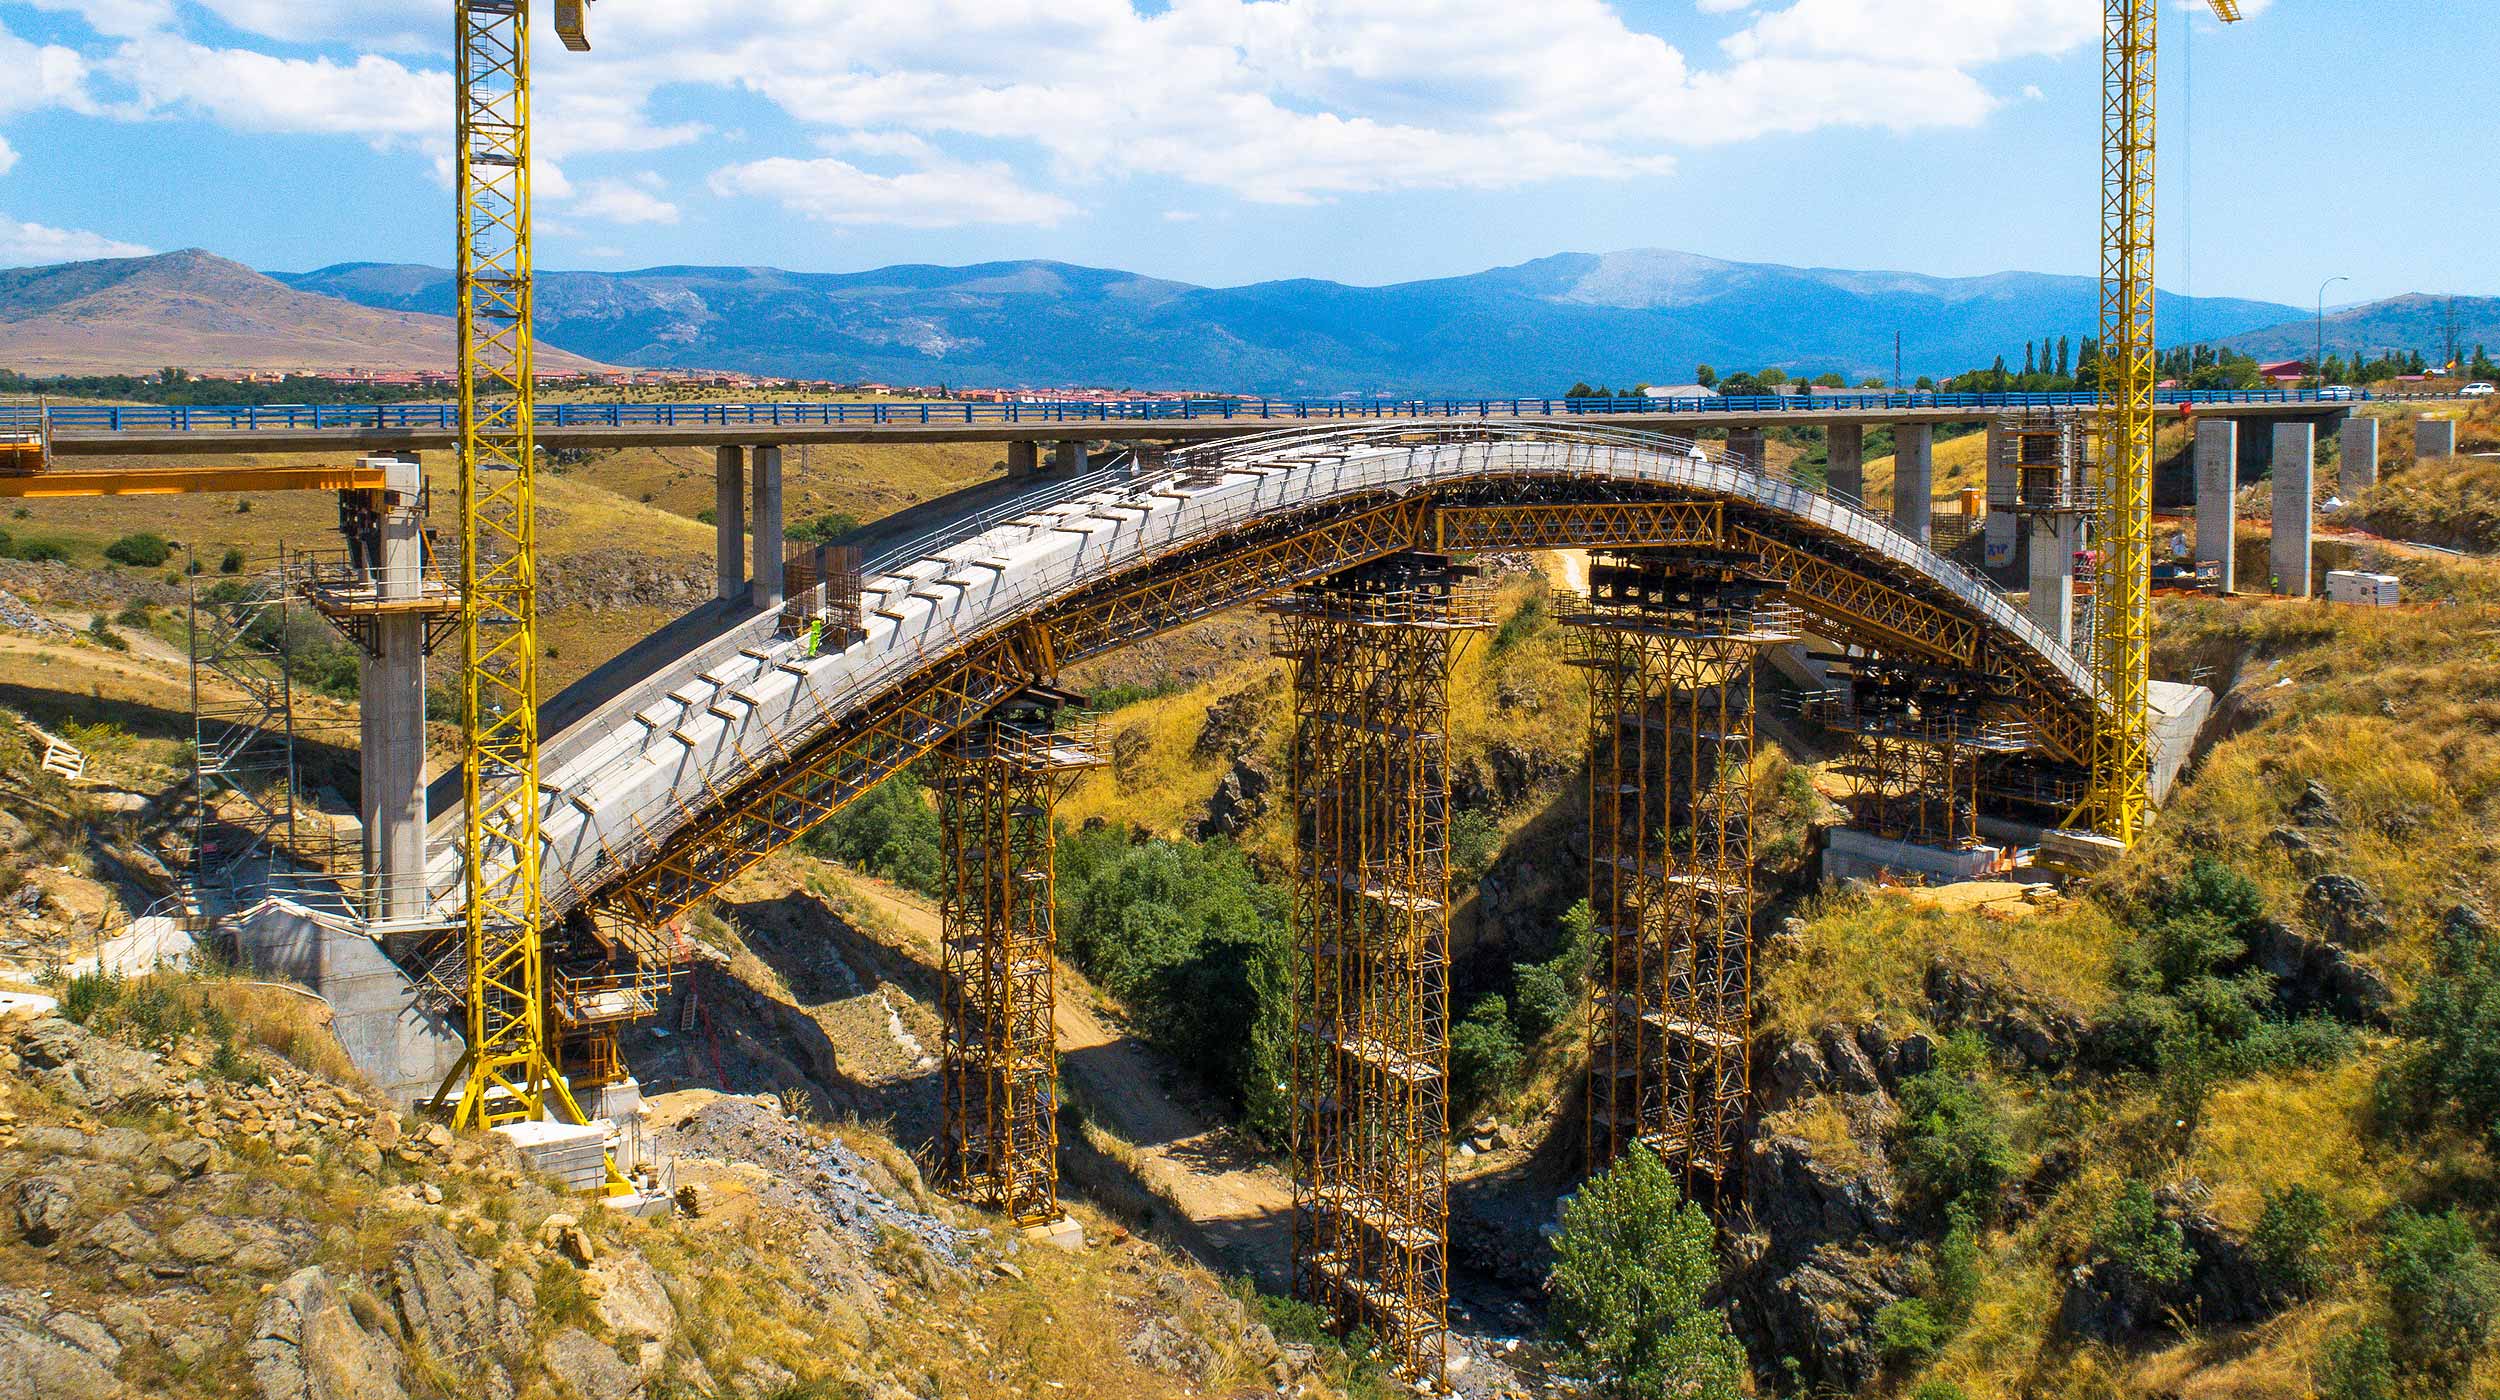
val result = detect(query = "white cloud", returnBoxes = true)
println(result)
[20,0,174,40]
[574,175,679,225]
[709,156,1076,229]
[103,35,442,142]
[2021,83,2046,101]
[191,0,441,53]
[0,136,15,176]
[0,212,150,263]
[0,18,97,117]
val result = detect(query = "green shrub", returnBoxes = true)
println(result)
[2316,1327,2397,1400]
[2380,913,2500,1147]
[1491,595,1546,652]
[59,970,122,1025]
[1511,961,1572,1041]
[2379,1207,2498,1386]
[1910,1384,1972,1400]
[1891,1037,2016,1219]
[219,547,244,574]
[1547,1143,1747,1400]
[1,534,68,562]
[112,603,148,628]
[1451,995,1522,1112]
[1449,808,1501,883]
[2250,1183,2331,1302]
[2089,1182,2195,1303]
[1872,1298,1949,1362]
[1875,1206,1981,1366]
[84,615,127,651]
[102,532,173,567]
[791,510,861,545]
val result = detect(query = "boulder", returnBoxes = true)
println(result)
[11,1019,162,1114]
[1193,758,1272,841]
[2289,780,2341,829]
[1743,1129,1904,1248]
[2304,874,2393,947]
[1740,1245,1901,1394]
[590,1254,677,1346]
[250,1267,409,1400]
[11,1178,75,1246]
[1124,1315,1220,1384]
[541,1328,643,1400]
[2245,918,2394,1027]
[0,1285,124,1400]
[1925,960,2085,1069]
[391,1226,514,1368]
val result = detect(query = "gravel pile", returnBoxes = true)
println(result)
[666,1094,978,1261]
[0,588,69,639]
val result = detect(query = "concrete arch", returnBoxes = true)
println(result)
[418,423,2102,929]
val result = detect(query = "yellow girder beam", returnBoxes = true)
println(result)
[0,464,388,498]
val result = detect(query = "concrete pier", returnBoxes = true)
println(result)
[714,446,745,602]
[1052,440,1090,475]
[1891,423,1935,544]
[1006,440,1040,479]
[2271,422,2314,597]
[1726,428,1766,472]
[2026,514,2076,647]
[752,444,785,610]
[2339,416,2380,493]
[2416,416,2457,462]
[2194,419,2238,594]
[1982,420,2016,568]
[359,455,427,924]
[1826,423,1865,503]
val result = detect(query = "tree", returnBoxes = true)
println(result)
[2380,1208,2499,1387]
[1451,995,1523,1111]
[2024,343,2037,376]
[2058,335,2072,378]
[1812,372,1847,388]
[1547,1144,1748,1399]
[1693,364,1717,388]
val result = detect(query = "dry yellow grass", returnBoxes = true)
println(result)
[2186,1058,2392,1232]
[1760,890,2127,1039]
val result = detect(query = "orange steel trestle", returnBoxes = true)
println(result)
[1563,549,1794,1188]
[935,697,1103,1225]
[1271,554,1489,1386]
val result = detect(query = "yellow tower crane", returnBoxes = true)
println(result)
[441,0,597,1132]
[2085,0,2240,847]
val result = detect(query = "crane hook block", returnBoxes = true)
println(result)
[555,0,592,51]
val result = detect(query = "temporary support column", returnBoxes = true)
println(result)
[1561,549,1793,1190]
[361,455,430,923]
[1892,423,1935,543]
[1827,422,1866,504]
[2340,416,2380,492]
[934,694,1103,1226]
[2027,517,2077,648]
[714,446,746,603]
[2194,419,2238,594]
[1271,555,1488,1386]
[751,445,785,610]
[1724,428,1766,472]
[2271,422,2315,597]
[2416,416,2457,464]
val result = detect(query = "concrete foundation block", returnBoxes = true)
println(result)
[2194,419,2238,594]
[496,1120,613,1194]
[2270,422,2315,596]
[2339,416,2380,492]
[1822,827,2004,886]
[2416,416,2457,462]
[232,900,464,1108]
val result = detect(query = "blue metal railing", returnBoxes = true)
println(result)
[0,386,2404,437]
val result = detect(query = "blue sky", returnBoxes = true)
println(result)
[0,0,2492,307]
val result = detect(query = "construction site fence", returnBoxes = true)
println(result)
[503,423,2095,924]
[6,385,2432,437]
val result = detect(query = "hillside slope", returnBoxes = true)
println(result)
[0,250,612,376]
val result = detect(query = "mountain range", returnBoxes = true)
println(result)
[0,250,610,377]
[5,247,2491,390]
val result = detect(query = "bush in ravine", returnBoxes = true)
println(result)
[2250,1183,2332,1303]
[2087,1183,2195,1312]
[2379,1207,2499,1388]
[2316,1327,2398,1400]
[102,531,173,567]
[1450,995,1523,1112]
[1548,1144,1747,1400]
[1891,1036,2017,1219]
[2380,913,2500,1147]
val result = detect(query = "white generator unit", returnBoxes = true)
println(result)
[2324,570,2401,607]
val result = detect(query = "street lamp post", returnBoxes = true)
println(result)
[2316,275,2349,389]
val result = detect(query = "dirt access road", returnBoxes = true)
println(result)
[834,875,1297,1289]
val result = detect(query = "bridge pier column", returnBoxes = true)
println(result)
[714,446,746,603]
[2194,419,2238,595]
[1005,440,1040,479]
[2416,416,2457,464]
[1725,428,1765,471]
[1051,440,1089,474]
[2026,514,2077,647]
[2271,422,2315,597]
[357,454,429,924]
[2339,416,2380,492]
[752,445,785,610]
[1269,554,1487,1387]
[934,695,1102,1227]
[1562,550,1790,1192]
[1826,423,1865,503]
[1891,423,1935,543]
[1983,420,2018,568]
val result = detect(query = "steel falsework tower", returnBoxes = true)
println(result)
[446,0,580,1130]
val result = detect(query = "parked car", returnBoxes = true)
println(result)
[2317,384,2357,400]
[2463,382,2496,397]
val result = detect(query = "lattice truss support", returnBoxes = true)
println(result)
[187,570,301,899]
[934,692,1102,1226]
[1811,659,2033,852]
[1562,549,1794,1189]
[1271,553,1488,1385]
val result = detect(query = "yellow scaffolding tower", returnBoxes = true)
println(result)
[2086,0,2242,845]
[442,0,582,1131]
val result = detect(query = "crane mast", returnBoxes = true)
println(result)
[445,0,590,1130]
[2085,0,2238,845]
